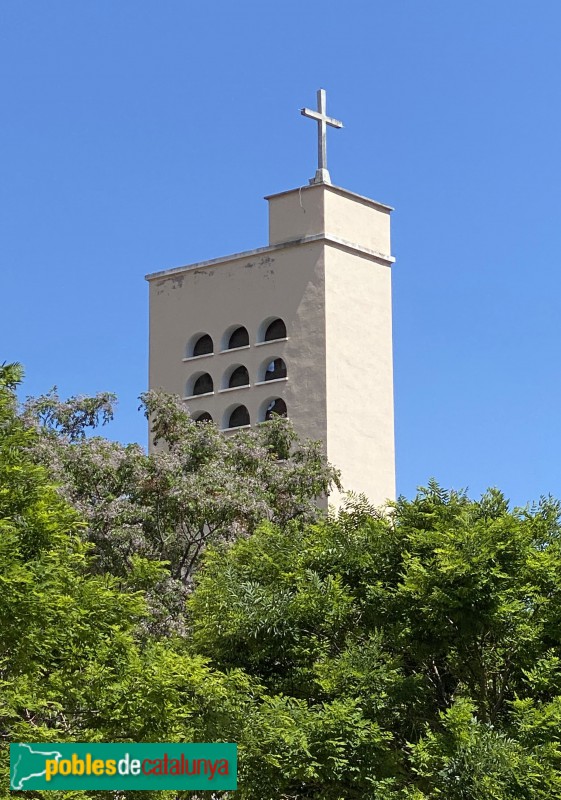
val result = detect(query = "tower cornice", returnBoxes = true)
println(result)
[264,182,394,213]
[145,233,394,283]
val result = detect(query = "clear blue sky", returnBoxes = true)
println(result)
[2,1,561,506]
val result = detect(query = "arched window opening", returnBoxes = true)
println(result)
[194,412,213,423]
[264,358,287,381]
[228,326,249,349]
[193,373,213,396]
[228,405,250,428]
[192,334,213,357]
[264,318,286,342]
[228,366,250,388]
[265,398,287,421]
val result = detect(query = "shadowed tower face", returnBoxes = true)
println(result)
[146,91,396,507]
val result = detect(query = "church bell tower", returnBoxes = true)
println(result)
[146,90,396,506]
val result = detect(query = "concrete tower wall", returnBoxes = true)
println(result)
[147,181,396,507]
[148,241,328,443]
[324,244,395,506]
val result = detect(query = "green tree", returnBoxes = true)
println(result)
[23,387,339,633]
[0,364,257,800]
[188,485,561,798]
[8,363,561,798]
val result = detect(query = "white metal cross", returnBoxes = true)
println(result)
[300,88,343,185]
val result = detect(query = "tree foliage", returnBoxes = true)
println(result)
[4,365,561,798]
[0,365,260,800]
[23,386,340,633]
[189,485,561,797]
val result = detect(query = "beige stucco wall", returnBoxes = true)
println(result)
[267,184,392,256]
[148,241,328,446]
[323,188,392,255]
[147,181,396,509]
[267,184,325,245]
[324,244,395,507]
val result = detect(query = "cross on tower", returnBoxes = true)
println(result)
[300,88,343,185]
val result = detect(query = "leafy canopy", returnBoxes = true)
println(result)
[0,365,257,800]
[189,485,561,798]
[5,365,561,798]
[23,386,340,633]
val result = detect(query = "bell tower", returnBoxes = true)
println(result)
[146,90,396,506]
